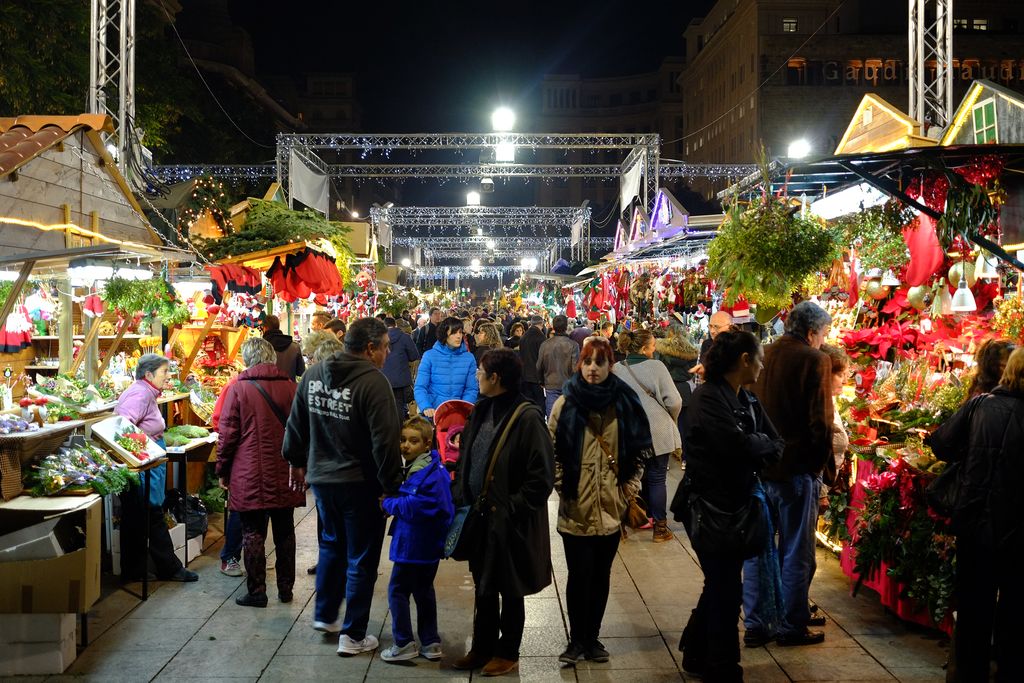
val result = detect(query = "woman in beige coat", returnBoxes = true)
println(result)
[549,336,653,666]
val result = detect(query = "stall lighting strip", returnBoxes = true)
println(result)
[0,215,158,254]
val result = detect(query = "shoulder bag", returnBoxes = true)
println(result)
[245,379,289,427]
[444,402,531,560]
[925,394,986,517]
[679,383,768,560]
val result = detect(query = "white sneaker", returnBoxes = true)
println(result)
[338,633,379,656]
[420,642,443,661]
[380,641,419,662]
[312,618,342,633]
[220,559,244,577]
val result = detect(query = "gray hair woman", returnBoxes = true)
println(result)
[115,353,199,582]
[215,336,304,607]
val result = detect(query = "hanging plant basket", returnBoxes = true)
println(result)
[708,194,840,309]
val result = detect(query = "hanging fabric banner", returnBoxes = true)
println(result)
[619,152,644,215]
[288,150,329,216]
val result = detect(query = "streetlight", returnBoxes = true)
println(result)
[471,258,481,268]
[486,239,496,250]
[787,138,812,158]
[466,191,481,206]
[350,210,360,218]
[400,258,411,268]
[491,107,516,132]
[520,257,538,271]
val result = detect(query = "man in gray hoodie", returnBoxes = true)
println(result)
[283,317,403,657]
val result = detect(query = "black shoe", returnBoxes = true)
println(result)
[744,628,773,647]
[681,656,705,677]
[235,592,268,608]
[558,641,586,665]
[306,564,317,575]
[584,640,610,662]
[807,614,826,626]
[162,568,199,582]
[775,629,825,647]
[279,591,293,603]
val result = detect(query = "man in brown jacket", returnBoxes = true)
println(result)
[742,301,833,648]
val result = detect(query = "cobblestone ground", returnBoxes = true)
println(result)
[33,466,948,682]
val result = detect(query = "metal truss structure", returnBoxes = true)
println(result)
[392,236,614,260]
[90,0,136,178]
[277,132,662,212]
[151,162,757,184]
[371,205,590,231]
[908,0,953,127]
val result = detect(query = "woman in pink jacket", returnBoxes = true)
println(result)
[216,338,304,607]
[116,354,198,582]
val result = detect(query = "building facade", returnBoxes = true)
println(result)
[680,0,1024,195]
[534,58,686,216]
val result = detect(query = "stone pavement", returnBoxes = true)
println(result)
[36,466,948,681]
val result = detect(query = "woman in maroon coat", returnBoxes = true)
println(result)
[216,337,304,607]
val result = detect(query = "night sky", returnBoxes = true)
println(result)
[228,0,715,131]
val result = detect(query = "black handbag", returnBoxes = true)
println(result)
[444,403,530,561]
[924,395,986,517]
[684,481,767,560]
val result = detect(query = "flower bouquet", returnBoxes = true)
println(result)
[91,416,166,467]
[24,443,139,496]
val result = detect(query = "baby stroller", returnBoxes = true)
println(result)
[433,399,474,477]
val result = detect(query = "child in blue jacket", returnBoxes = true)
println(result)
[380,416,455,663]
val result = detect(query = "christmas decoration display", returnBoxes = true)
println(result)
[177,175,234,238]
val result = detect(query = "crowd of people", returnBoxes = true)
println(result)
[113,301,1023,682]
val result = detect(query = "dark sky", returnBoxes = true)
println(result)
[227,0,715,131]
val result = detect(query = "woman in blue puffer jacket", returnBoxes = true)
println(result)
[414,316,479,419]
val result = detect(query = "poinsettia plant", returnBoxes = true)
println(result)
[852,451,955,625]
[114,425,150,459]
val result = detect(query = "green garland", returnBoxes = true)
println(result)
[178,174,234,235]
[195,199,355,285]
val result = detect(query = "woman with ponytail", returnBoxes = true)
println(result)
[548,336,654,665]
[613,328,682,542]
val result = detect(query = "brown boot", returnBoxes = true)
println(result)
[453,650,491,670]
[481,657,519,676]
[653,520,674,543]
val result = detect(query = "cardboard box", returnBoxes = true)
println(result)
[186,535,202,564]
[169,522,185,550]
[0,495,101,614]
[0,633,76,674]
[0,613,76,643]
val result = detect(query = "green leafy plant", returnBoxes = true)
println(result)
[708,194,839,308]
[102,278,190,326]
[199,467,226,514]
[834,202,911,273]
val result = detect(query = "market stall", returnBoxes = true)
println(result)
[712,139,1024,635]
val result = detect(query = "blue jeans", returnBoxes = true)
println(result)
[642,453,670,521]
[742,473,819,636]
[312,483,387,639]
[388,562,440,647]
[544,388,562,417]
[220,509,243,563]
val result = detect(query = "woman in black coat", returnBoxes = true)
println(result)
[453,347,555,678]
[675,331,783,683]
[926,346,1024,683]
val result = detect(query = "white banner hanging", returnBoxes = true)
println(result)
[619,152,644,214]
[288,150,329,216]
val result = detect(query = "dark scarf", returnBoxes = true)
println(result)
[555,371,654,500]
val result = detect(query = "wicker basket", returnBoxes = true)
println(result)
[189,389,214,425]
[0,420,85,501]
